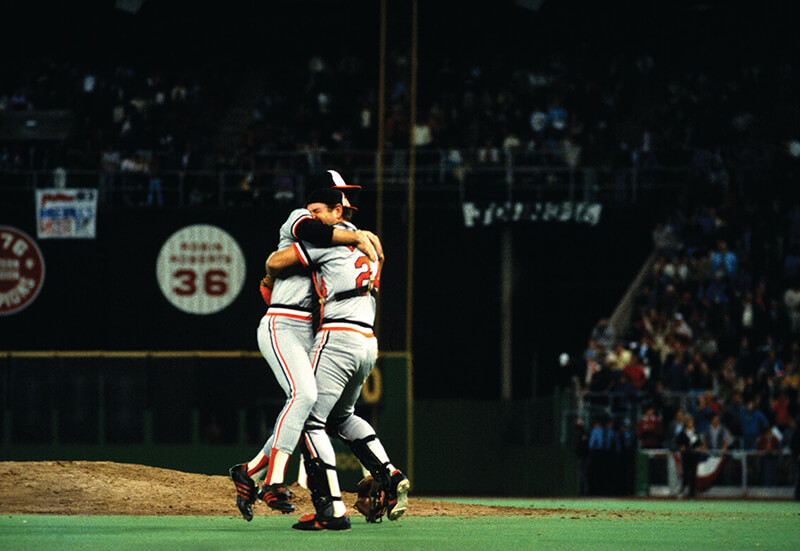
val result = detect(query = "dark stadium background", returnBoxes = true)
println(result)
[2,0,797,403]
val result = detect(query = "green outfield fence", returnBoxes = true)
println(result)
[8,351,793,497]
[1,350,584,496]
[0,351,412,491]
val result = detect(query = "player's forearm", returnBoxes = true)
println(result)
[333,229,377,262]
[331,228,362,246]
[266,246,301,277]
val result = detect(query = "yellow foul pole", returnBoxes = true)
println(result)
[376,0,386,240]
[404,0,419,481]
[374,0,387,337]
[406,0,418,354]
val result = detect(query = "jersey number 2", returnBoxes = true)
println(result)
[354,257,371,288]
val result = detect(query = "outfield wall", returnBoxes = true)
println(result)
[1,352,578,495]
[1,194,655,401]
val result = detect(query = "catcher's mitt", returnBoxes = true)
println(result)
[353,475,387,523]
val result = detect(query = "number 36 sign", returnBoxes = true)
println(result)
[156,224,246,315]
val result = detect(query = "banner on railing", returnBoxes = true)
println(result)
[462,201,603,228]
[35,189,98,239]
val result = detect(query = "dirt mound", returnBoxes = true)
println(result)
[0,461,532,517]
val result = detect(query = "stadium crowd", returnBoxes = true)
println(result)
[574,185,800,494]
[0,54,234,174]
[3,36,798,187]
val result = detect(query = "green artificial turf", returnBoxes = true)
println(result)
[1,500,798,551]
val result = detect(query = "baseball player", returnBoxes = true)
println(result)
[229,171,379,522]
[266,188,409,531]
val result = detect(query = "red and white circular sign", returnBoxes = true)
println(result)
[0,226,45,316]
[156,224,246,315]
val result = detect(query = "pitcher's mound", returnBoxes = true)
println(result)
[0,461,531,517]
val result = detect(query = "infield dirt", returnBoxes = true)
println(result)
[0,461,542,518]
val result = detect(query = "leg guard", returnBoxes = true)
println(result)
[347,434,391,488]
[300,431,340,520]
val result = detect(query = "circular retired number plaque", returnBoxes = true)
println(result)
[0,226,46,316]
[156,224,246,315]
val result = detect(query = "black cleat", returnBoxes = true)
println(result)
[229,464,256,521]
[386,470,410,521]
[257,483,295,513]
[292,513,351,531]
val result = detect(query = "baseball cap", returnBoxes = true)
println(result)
[306,169,360,210]
[306,187,345,207]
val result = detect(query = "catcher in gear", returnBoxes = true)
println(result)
[267,188,409,529]
[229,172,378,522]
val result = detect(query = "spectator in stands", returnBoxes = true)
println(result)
[758,348,784,381]
[765,299,788,345]
[703,271,731,310]
[771,391,791,431]
[675,414,706,498]
[694,331,719,362]
[652,220,679,257]
[693,392,716,433]
[587,417,607,495]
[687,353,713,392]
[636,335,661,375]
[783,283,800,335]
[146,158,163,206]
[718,358,744,403]
[791,416,800,501]
[590,318,616,351]
[99,144,120,205]
[635,405,664,449]
[660,283,681,316]
[670,312,694,344]
[781,416,796,455]
[665,351,690,392]
[612,342,633,371]
[738,335,757,378]
[622,353,648,390]
[710,239,738,279]
[740,399,770,449]
[738,292,759,342]
[784,246,800,283]
[582,338,602,389]
[665,408,685,449]
[755,425,781,486]
[779,361,800,402]
[702,413,734,452]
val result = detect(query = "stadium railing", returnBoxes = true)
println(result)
[639,448,796,498]
[0,149,707,208]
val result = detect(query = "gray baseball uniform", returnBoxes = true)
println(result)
[255,208,318,464]
[292,221,386,468]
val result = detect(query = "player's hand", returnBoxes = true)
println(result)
[354,231,378,262]
[358,230,385,265]
[259,275,274,305]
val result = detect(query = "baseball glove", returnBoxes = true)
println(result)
[353,475,387,523]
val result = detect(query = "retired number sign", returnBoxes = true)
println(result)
[156,224,246,315]
[0,226,45,316]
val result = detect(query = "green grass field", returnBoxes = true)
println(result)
[2,499,798,551]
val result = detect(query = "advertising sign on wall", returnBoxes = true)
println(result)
[35,189,98,239]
